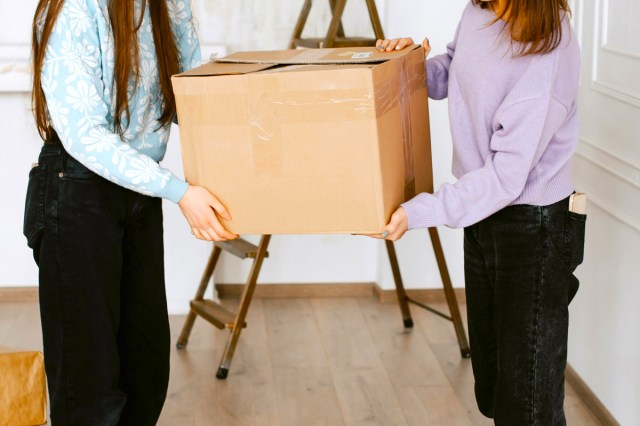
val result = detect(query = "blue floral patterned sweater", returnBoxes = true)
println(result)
[40,0,201,203]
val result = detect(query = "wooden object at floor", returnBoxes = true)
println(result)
[0,347,47,426]
[176,236,271,379]
[289,0,385,49]
[177,232,471,380]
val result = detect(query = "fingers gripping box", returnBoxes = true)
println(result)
[172,46,432,235]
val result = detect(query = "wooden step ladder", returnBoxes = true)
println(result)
[289,0,385,49]
[176,236,270,379]
[177,232,471,380]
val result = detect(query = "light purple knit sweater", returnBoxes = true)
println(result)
[401,1,581,229]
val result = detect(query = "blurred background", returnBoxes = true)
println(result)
[0,0,638,423]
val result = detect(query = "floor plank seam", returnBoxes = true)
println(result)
[310,299,350,426]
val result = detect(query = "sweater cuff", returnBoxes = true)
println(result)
[425,59,436,95]
[426,59,435,84]
[401,193,440,230]
[162,176,189,204]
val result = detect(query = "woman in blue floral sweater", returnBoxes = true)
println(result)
[25,0,235,423]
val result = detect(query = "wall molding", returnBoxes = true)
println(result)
[602,45,640,61]
[600,0,640,60]
[575,138,640,233]
[576,140,640,232]
[216,282,466,304]
[591,81,640,107]
[571,0,584,44]
[0,286,39,302]
[591,0,640,106]
[576,138,640,189]
[1,283,466,305]
[576,190,640,234]
[216,282,376,299]
[374,285,466,304]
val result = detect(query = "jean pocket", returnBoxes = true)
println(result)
[23,163,47,249]
[563,211,586,272]
[61,155,102,181]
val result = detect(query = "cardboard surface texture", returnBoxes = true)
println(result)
[172,45,433,234]
[0,347,47,426]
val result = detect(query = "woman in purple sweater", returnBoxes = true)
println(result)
[377,0,585,424]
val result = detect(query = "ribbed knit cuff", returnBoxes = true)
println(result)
[425,59,445,100]
[401,193,440,230]
[163,176,189,204]
[426,58,435,83]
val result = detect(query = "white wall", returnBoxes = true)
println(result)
[0,0,468,310]
[0,0,42,288]
[568,0,640,423]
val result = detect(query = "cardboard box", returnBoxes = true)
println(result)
[0,348,46,426]
[172,45,432,234]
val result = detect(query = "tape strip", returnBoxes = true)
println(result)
[373,60,425,117]
[373,55,425,200]
[288,48,332,64]
[399,60,416,201]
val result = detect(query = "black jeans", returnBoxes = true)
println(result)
[464,196,586,425]
[24,141,170,425]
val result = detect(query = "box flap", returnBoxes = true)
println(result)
[176,62,277,77]
[214,45,420,65]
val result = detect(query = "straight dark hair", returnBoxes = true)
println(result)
[32,0,180,141]
[474,0,572,56]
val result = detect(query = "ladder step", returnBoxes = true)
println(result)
[216,238,268,259]
[293,37,378,48]
[190,300,247,330]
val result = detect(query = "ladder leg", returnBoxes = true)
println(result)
[216,235,272,379]
[324,0,346,48]
[289,0,313,49]
[428,228,471,358]
[385,240,414,328]
[328,0,346,38]
[364,0,385,40]
[177,245,223,349]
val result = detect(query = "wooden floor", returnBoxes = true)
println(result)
[0,298,601,425]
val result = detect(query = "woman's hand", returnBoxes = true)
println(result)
[376,37,432,56]
[369,206,409,242]
[178,185,238,241]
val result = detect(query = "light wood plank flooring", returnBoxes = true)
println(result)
[0,298,600,425]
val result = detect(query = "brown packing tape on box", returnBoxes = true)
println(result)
[400,57,419,200]
[0,348,47,426]
[372,58,421,200]
[370,47,433,218]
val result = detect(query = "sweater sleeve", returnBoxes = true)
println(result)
[425,6,465,100]
[402,85,571,229]
[403,42,577,229]
[42,0,189,203]
[171,0,202,72]
[426,39,456,100]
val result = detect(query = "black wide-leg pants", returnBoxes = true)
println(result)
[464,197,586,425]
[25,142,170,425]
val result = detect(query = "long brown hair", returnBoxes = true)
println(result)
[474,0,572,56]
[32,0,180,141]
